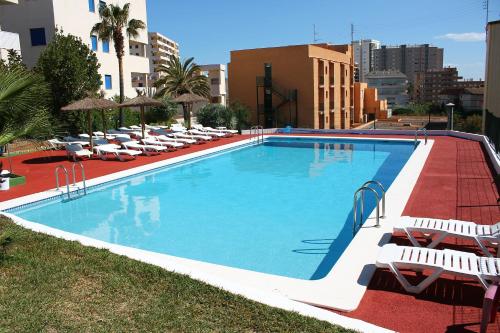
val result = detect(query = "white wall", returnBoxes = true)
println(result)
[0,0,150,98]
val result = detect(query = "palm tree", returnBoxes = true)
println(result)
[154,57,210,126]
[0,67,50,147]
[91,3,145,127]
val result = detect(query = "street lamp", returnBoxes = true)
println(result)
[446,102,455,131]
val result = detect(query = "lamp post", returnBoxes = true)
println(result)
[446,102,455,131]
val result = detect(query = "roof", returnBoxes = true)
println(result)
[463,87,484,95]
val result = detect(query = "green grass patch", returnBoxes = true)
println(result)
[0,217,353,332]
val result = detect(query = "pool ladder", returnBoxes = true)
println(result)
[55,162,87,200]
[414,127,428,148]
[250,125,264,144]
[352,181,386,235]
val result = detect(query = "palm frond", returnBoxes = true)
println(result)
[127,19,146,39]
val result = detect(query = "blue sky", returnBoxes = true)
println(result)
[147,0,500,80]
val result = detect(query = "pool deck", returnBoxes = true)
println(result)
[1,134,499,332]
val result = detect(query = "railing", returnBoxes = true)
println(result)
[55,165,71,200]
[415,127,428,147]
[352,181,386,235]
[250,125,264,144]
[71,162,87,196]
[55,163,88,200]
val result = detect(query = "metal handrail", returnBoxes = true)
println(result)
[250,125,264,144]
[415,127,428,147]
[55,165,70,200]
[71,162,87,195]
[361,180,386,217]
[353,186,381,235]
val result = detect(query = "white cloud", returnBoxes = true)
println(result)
[435,32,486,42]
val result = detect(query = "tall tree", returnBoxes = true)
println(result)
[36,30,101,134]
[91,2,145,127]
[154,57,210,126]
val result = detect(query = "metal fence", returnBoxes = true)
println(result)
[485,110,500,153]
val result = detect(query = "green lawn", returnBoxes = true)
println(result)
[0,217,354,332]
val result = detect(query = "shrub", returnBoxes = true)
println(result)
[145,95,179,125]
[196,104,232,128]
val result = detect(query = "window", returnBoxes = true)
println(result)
[211,78,220,85]
[102,39,110,53]
[91,35,98,51]
[104,75,112,90]
[88,0,95,12]
[30,28,46,46]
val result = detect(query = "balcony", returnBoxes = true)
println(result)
[329,77,335,87]
[319,76,324,87]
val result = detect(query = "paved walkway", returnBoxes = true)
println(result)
[345,136,500,333]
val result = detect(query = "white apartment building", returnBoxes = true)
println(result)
[200,64,227,106]
[352,39,380,82]
[0,0,150,98]
[0,0,21,62]
[147,32,179,83]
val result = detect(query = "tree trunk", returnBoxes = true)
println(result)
[118,55,125,127]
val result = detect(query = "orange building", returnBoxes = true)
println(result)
[228,44,356,129]
[359,85,388,120]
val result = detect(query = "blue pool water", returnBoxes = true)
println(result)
[11,137,415,280]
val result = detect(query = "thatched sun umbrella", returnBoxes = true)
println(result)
[61,97,119,150]
[119,96,163,139]
[172,93,208,129]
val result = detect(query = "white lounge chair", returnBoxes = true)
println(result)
[142,137,184,149]
[66,143,92,161]
[115,137,169,155]
[93,144,141,161]
[156,134,195,146]
[376,243,500,293]
[129,125,141,130]
[192,124,232,137]
[204,126,237,135]
[394,216,500,257]
[93,131,117,138]
[170,124,187,132]
[188,128,223,139]
[47,139,67,150]
[215,126,238,135]
[171,131,211,142]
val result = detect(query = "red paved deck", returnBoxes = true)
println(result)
[344,136,500,333]
[1,134,499,332]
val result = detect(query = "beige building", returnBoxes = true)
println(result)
[147,32,179,83]
[373,44,443,83]
[200,64,227,106]
[352,39,380,82]
[0,0,150,98]
[0,0,21,62]
[228,44,355,129]
[483,20,500,149]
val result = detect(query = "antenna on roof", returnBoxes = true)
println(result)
[313,24,321,43]
[483,0,489,26]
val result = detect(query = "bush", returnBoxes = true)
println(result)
[196,104,232,128]
[454,114,482,134]
[35,29,101,134]
[230,101,250,133]
[145,95,178,125]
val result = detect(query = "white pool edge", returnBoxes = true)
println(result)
[0,135,432,333]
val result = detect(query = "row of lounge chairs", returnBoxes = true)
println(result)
[49,123,239,162]
[377,216,500,294]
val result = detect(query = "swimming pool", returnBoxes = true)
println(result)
[9,137,415,281]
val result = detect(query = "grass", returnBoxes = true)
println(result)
[0,217,354,332]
